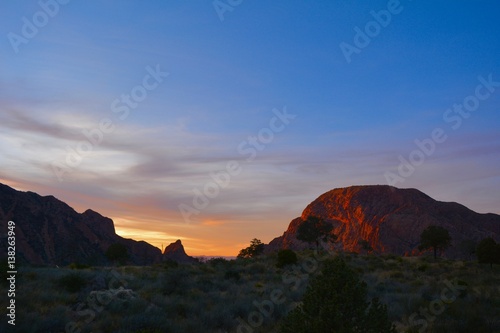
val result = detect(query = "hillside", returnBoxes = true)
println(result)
[0,183,164,265]
[267,185,500,258]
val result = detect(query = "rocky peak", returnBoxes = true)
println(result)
[163,239,197,264]
[267,185,500,258]
[81,209,116,238]
[0,182,161,265]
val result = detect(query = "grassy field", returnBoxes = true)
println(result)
[1,252,499,333]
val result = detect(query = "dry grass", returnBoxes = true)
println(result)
[1,253,498,332]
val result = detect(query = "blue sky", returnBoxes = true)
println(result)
[1,1,499,255]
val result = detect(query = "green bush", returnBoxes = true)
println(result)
[57,273,86,293]
[417,264,428,272]
[161,259,179,269]
[224,270,241,281]
[208,257,228,267]
[390,271,404,279]
[280,257,396,333]
[276,249,298,268]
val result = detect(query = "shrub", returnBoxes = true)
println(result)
[57,273,86,293]
[280,257,396,333]
[160,259,179,269]
[276,249,298,268]
[390,271,404,279]
[208,257,228,267]
[224,270,241,281]
[417,264,428,272]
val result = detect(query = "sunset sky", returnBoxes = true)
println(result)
[1,1,499,256]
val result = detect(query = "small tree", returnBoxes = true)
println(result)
[280,257,396,333]
[105,243,129,265]
[418,225,451,259]
[297,216,336,251]
[476,237,500,269]
[237,238,264,259]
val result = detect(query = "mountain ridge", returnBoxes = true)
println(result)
[266,185,500,258]
[0,183,194,265]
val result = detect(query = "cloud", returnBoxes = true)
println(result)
[1,102,499,255]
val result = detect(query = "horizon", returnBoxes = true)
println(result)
[1,1,499,256]
[1,180,499,257]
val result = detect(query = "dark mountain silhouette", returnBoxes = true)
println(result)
[267,185,500,258]
[163,239,197,264]
[0,183,174,265]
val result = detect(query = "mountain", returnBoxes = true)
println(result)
[0,183,165,266]
[267,185,500,258]
[163,239,198,264]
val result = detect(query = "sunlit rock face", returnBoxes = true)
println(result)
[267,185,500,258]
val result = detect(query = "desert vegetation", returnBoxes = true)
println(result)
[1,250,499,333]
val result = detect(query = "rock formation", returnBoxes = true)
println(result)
[163,239,198,264]
[267,185,500,258]
[0,183,163,265]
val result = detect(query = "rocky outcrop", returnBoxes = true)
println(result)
[267,185,500,258]
[0,183,162,265]
[163,240,197,264]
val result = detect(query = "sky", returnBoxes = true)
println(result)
[0,1,499,256]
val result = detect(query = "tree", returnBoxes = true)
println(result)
[418,225,451,259]
[297,216,336,251]
[105,243,129,265]
[280,257,396,333]
[237,238,264,259]
[476,237,500,269]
